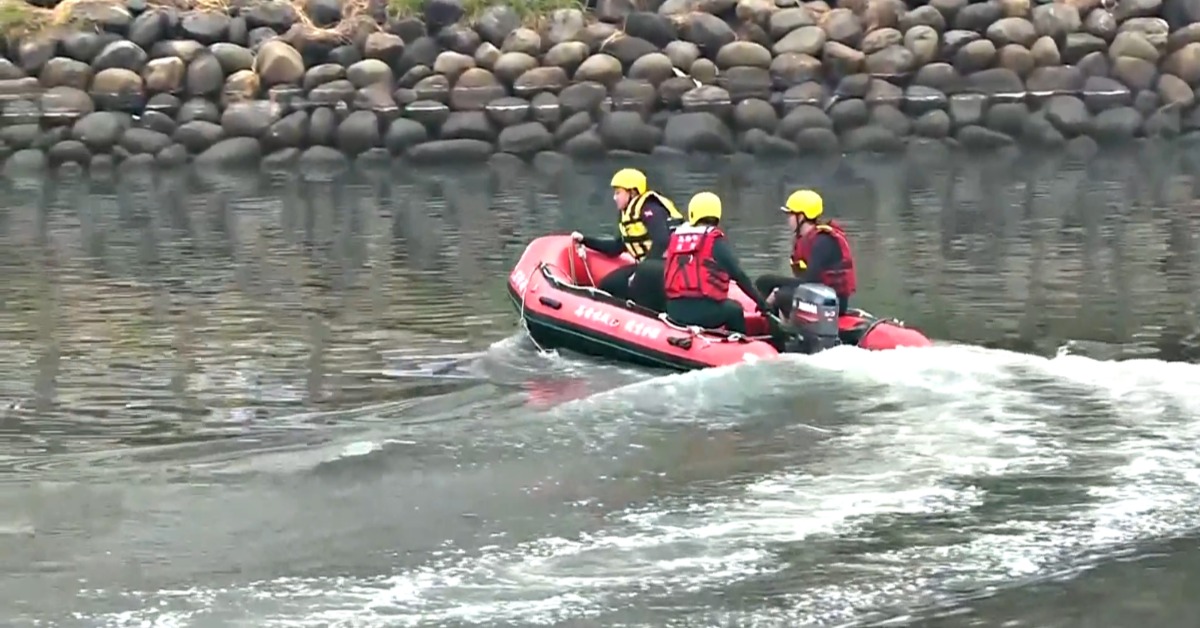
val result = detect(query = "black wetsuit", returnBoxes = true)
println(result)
[756,230,849,317]
[581,195,674,309]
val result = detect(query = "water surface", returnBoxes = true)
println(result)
[1,147,1199,626]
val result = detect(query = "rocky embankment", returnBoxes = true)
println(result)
[3,0,1200,171]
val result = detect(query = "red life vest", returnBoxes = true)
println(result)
[664,225,730,301]
[791,219,858,298]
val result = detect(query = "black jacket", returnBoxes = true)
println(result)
[712,237,769,312]
[581,196,674,259]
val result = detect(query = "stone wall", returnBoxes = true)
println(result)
[3,0,1200,172]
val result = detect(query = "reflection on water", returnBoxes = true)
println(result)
[0,149,1199,627]
[0,147,1195,453]
[1,148,1198,457]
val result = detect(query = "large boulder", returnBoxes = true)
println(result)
[173,120,226,152]
[598,110,660,152]
[143,57,185,93]
[498,121,554,156]
[194,137,263,165]
[221,101,275,137]
[185,53,224,96]
[93,40,148,73]
[90,68,145,111]
[449,68,507,111]
[39,57,93,90]
[254,40,305,86]
[181,11,232,44]
[262,111,307,149]
[715,41,773,69]
[1044,94,1091,135]
[484,96,530,127]
[441,111,497,142]
[574,54,623,86]
[346,59,393,88]
[384,118,428,154]
[120,128,173,154]
[40,86,94,119]
[662,112,735,153]
[337,110,382,154]
[71,111,126,151]
[405,138,495,162]
[211,43,255,74]
[679,13,736,56]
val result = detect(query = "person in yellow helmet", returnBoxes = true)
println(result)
[756,189,858,317]
[663,191,769,334]
[570,168,684,308]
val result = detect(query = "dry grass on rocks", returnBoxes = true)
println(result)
[387,0,586,27]
[0,0,589,39]
[0,0,343,39]
[0,0,82,37]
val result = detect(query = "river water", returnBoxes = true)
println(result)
[1,144,1199,627]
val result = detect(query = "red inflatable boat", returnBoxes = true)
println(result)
[507,235,931,371]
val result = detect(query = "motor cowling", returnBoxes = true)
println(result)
[783,283,841,354]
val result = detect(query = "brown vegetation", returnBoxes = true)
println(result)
[0,0,588,39]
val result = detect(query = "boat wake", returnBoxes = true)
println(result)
[54,343,1200,627]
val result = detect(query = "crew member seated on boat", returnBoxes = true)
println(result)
[570,168,684,309]
[663,192,770,335]
[755,189,857,317]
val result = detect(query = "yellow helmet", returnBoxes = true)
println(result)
[782,189,823,220]
[610,168,647,194]
[687,191,722,225]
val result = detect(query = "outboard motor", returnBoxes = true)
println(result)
[783,283,841,354]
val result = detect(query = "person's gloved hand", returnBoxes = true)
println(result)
[570,231,584,243]
[755,299,770,314]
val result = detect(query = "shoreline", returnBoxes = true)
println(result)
[2,0,1200,172]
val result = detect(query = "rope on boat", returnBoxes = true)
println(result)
[516,267,549,354]
[517,245,605,354]
[572,244,597,289]
[656,312,746,346]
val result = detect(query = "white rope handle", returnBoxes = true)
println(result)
[575,244,596,288]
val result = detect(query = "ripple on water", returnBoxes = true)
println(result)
[0,331,599,482]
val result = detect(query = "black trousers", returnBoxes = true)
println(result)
[666,297,748,334]
[599,259,666,311]
[755,274,849,317]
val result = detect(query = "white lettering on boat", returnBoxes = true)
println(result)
[573,304,619,326]
[510,268,529,293]
[623,319,660,340]
[794,300,818,314]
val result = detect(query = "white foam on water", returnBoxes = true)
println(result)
[662,346,1200,626]
[81,345,1200,628]
[339,441,381,458]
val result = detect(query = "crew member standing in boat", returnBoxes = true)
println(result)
[663,192,770,334]
[755,189,858,317]
[571,168,684,309]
